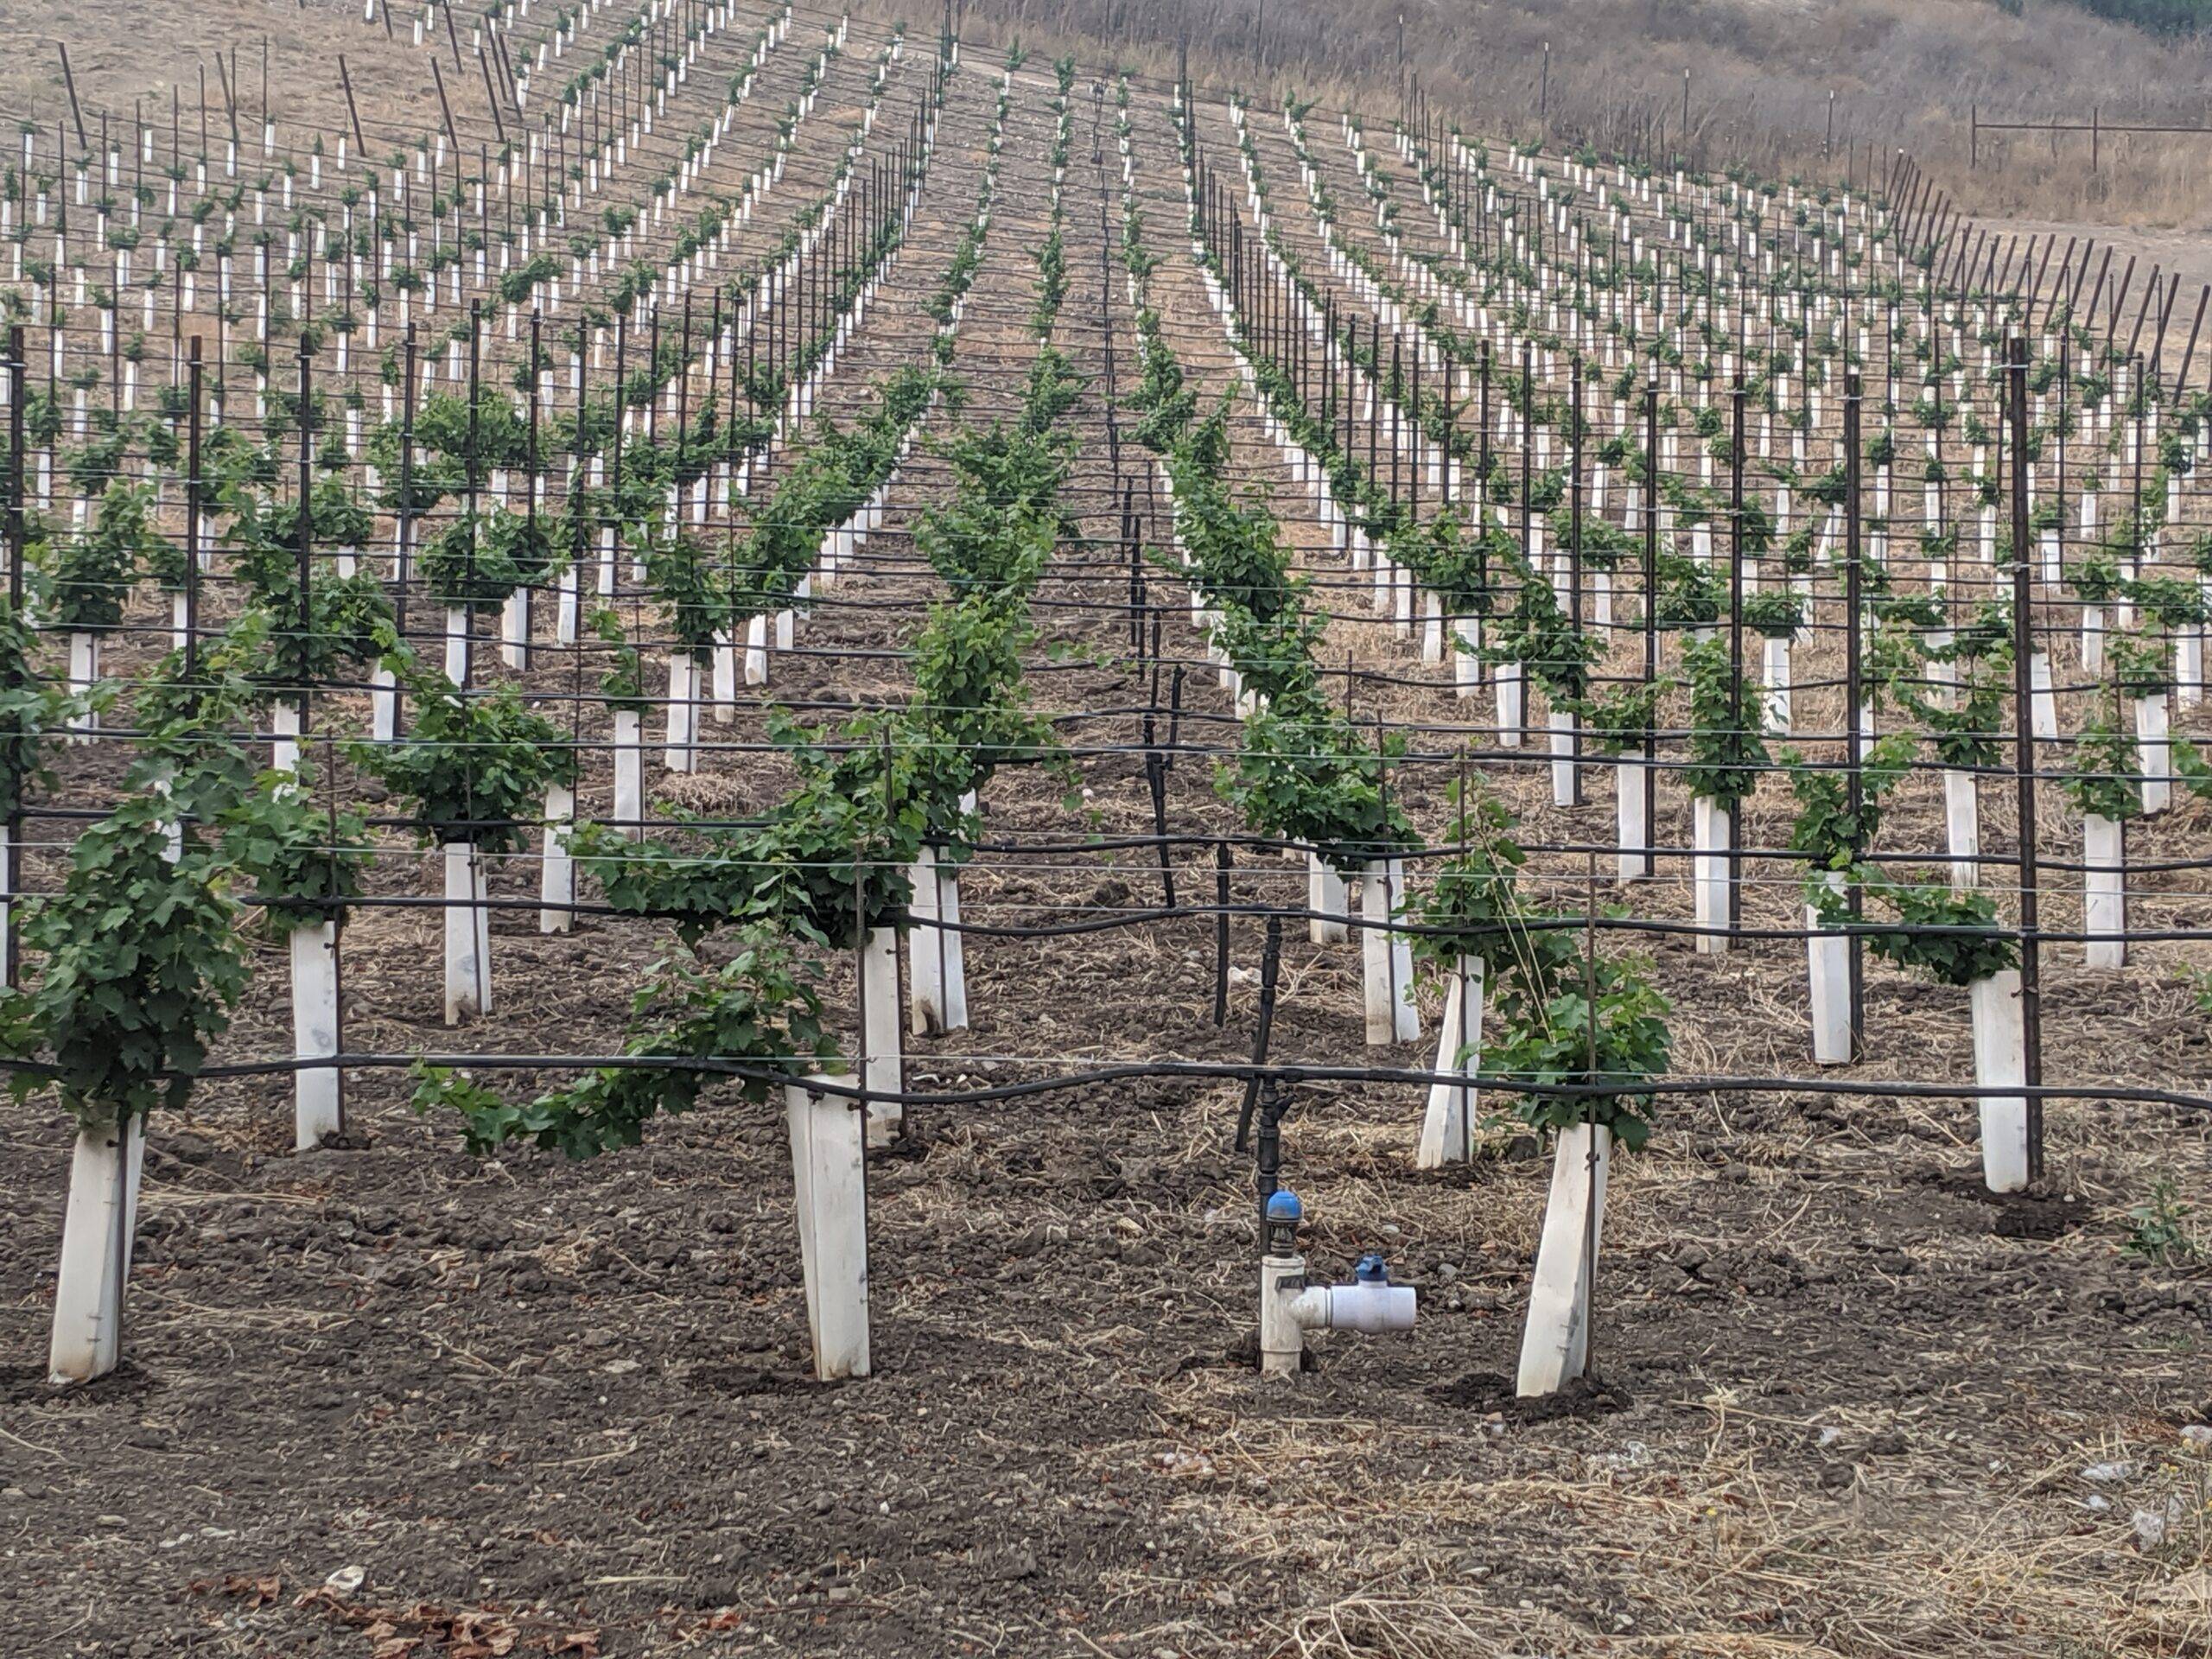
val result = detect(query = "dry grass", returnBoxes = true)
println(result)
[0,0,459,148]
[855,0,2212,229]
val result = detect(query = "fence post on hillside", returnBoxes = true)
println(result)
[56,45,88,149]
[2177,286,2209,391]
[338,56,369,162]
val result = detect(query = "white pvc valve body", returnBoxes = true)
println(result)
[1260,1193,1418,1375]
[1319,1267,1418,1336]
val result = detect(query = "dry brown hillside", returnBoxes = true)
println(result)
[873,0,2212,223]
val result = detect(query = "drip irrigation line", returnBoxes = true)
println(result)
[0,879,2158,952]
[22,1046,2201,1118]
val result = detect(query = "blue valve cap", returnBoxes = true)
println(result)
[1264,1188,1303,1222]
[1353,1252,1390,1283]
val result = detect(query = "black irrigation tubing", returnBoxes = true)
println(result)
[10,805,2209,888]
[204,716,2194,799]
[103,575,2196,629]
[20,713,2204,814]
[41,537,2182,588]
[9,798,2210,882]
[0,878,2164,953]
[25,575,2212,632]
[43,508,2212,575]
[19,539,2212,595]
[24,1047,2206,1120]
[938,826,2212,878]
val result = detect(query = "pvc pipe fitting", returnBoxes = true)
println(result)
[1319,1256,1417,1336]
[1259,1191,1417,1375]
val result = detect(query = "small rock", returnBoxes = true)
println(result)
[322,1565,367,1597]
[1816,1426,1844,1449]
[603,1358,641,1376]
[2180,1425,2212,1450]
[2082,1460,2137,1484]
[164,1132,215,1166]
[2134,1502,2183,1548]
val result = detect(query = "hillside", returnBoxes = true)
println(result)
[899,0,2212,222]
